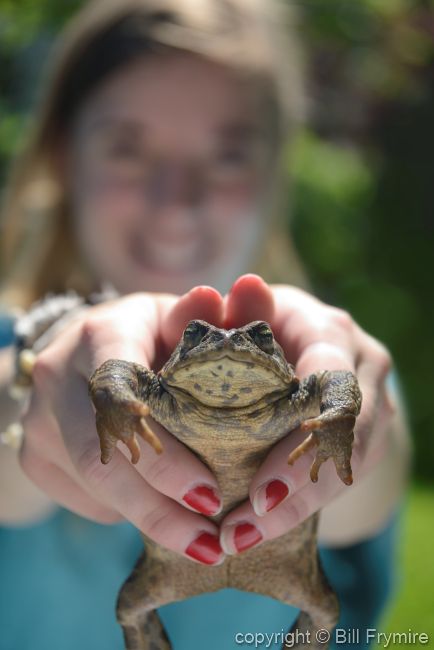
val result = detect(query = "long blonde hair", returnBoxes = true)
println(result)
[0,0,307,308]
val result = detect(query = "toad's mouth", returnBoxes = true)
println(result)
[161,354,291,407]
[171,349,292,383]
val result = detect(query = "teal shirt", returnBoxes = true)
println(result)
[0,510,141,650]
[0,506,399,650]
[0,509,300,650]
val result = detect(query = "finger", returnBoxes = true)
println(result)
[221,463,346,555]
[268,287,356,370]
[21,386,126,514]
[249,377,391,522]
[224,274,275,328]
[31,308,224,515]
[352,362,390,464]
[51,376,224,562]
[72,294,161,377]
[249,356,391,517]
[248,426,323,516]
[248,369,379,519]
[159,286,224,351]
[348,327,392,459]
[19,441,122,524]
[123,420,223,515]
[221,414,393,555]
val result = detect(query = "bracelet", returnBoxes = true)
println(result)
[10,291,86,398]
[0,423,24,450]
[2,288,116,450]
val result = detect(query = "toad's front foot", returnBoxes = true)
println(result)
[287,370,362,485]
[89,360,162,464]
[287,411,356,485]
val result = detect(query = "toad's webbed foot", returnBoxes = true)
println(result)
[89,359,162,465]
[288,370,362,486]
[288,412,356,485]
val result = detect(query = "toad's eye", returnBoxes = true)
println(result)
[249,322,274,354]
[183,321,208,350]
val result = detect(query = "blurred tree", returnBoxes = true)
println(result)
[0,0,80,175]
[290,0,434,480]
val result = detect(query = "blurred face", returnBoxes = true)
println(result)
[67,52,275,294]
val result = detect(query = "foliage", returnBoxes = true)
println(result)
[0,0,433,478]
[290,0,434,480]
[381,483,434,638]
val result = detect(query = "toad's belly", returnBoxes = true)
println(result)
[141,512,319,592]
[148,393,320,521]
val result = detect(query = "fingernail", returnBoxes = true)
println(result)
[182,484,221,515]
[265,479,289,512]
[234,522,263,553]
[185,532,224,565]
[253,479,289,515]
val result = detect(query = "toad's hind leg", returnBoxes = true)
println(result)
[116,551,173,650]
[121,611,170,650]
[231,515,338,650]
[116,542,226,650]
[278,564,339,650]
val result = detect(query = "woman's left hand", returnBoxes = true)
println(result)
[217,274,395,555]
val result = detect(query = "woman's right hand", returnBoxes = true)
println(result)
[19,288,229,564]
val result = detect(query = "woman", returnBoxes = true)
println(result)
[0,1,410,648]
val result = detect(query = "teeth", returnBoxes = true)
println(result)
[149,241,200,270]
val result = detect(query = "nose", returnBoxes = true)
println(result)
[221,329,239,348]
[148,161,202,208]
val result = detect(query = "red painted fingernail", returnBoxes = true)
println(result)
[182,485,221,515]
[185,532,223,565]
[234,522,263,552]
[265,479,289,512]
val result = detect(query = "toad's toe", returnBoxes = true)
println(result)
[287,412,355,485]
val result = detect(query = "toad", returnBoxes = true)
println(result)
[89,320,362,650]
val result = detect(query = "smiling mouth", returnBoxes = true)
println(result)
[128,233,207,273]
[176,350,290,382]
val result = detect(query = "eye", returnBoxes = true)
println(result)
[182,320,208,350]
[249,322,274,354]
[208,145,256,184]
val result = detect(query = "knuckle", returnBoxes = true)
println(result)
[76,442,117,488]
[302,307,354,348]
[97,510,124,525]
[32,353,57,393]
[360,333,392,379]
[79,316,109,347]
[291,494,309,522]
[328,307,354,332]
[281,493,309,525]
[140,504,173,540]
[145,455,176,488]
[374,342,392,378]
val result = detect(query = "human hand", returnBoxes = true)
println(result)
[219,275,394,554]
[19,275,394,562]
[19,289,233,564]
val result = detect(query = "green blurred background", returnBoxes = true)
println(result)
[0,0,433,640]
